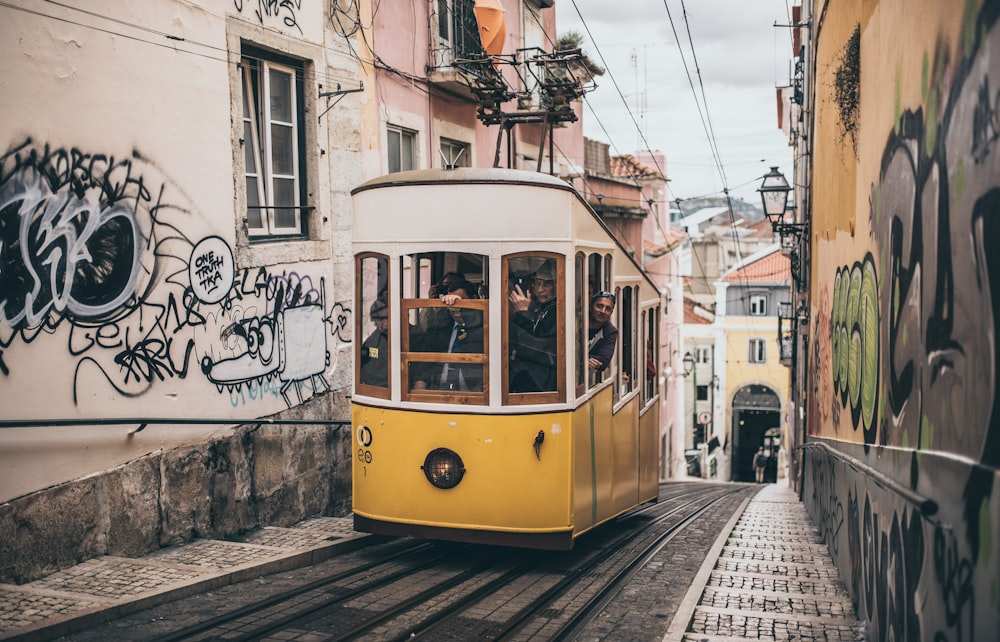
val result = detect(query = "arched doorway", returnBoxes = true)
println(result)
[731,384,781,482]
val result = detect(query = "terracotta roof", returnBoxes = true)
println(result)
[684,297,713,324]
[610,154,664,180]
[722,249,790,283]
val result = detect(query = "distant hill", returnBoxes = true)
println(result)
[676,195,764,225]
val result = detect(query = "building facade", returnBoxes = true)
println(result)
[786,0,1000,638]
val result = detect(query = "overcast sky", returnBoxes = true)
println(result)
[554,0,796,205]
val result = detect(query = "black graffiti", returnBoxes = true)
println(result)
[861,493,924,642]
[1,141,147,331]
[233,0,303,34]
[115,326,196,385]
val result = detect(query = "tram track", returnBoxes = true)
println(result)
[137,482,751,642]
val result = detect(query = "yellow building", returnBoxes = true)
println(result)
[713,245,791,482]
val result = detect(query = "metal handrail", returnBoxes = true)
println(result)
[0,417,351,434]
[799,441,938,518]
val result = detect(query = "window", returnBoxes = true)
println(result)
[749,338,766,364]
[399,252,489,404]
[696,346,710,364]
[356,254,390,398]
[750,294,767,316]
[440,138,470,168]
[575,252,586,396]
[642,307,658,404]
[242,53,306,237]
[388,127,416,173]
[696,384,709,401]
[504,253,564,404]
[434,0,481,67]
[620,286,634,396]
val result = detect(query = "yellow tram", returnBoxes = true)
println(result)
[351,168,661,550]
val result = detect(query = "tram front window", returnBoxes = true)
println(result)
[409,285,485,392]
[400,259,489,403]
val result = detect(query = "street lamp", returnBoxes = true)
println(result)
[682,351,695,377]
[758,166,806,290]
[758,166,805,240]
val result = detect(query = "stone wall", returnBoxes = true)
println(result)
[0,395,352,585]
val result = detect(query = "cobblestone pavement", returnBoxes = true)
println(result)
[0,517,362,641]
[1,483,867,642]
[666,482,866,641]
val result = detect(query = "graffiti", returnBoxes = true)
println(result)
[809,449,844,556]
[229,375,281,408]
[829,254,879,444]
[189,236,234,305]
[1,140,345,412]
[1,141,146,332]
[233,0,303,35]
[326,300,351,343]
[859,491,925,642]
[933,523,975,642]
[201,273,331,407]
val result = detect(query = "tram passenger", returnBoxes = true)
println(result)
[412,280,484,391]
[508,261,558,393]
[360,299,390,387]
[418,271,466,331]
[588,291,618,376]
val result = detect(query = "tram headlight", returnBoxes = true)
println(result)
[421,448,466,489]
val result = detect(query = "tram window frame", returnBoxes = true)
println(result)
[642,305,659,405]
[503,252,565,405]
[400,298,490,405]
[399,252,490,404]
[619,286,636,398]
[586,252,611,390]
[574,252,587,398]
[355,253,391,399]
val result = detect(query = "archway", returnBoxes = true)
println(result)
[731,384,781,482]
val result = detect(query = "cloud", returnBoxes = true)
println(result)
[556,0,794,203]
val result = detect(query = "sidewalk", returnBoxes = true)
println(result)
[0,516,366,641]
[666,482,866,641]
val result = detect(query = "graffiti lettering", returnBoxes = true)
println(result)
[233,0,302,35]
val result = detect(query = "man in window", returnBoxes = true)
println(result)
[587,291,618,374]
[508,260,558,393]
[360,299,389,387]
[413,280,483,391]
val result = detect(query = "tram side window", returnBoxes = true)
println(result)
[642,306,659,404]
[574,253,586,397]
[357,254,390,396]
[620,286,635,396]
[506,254,563,402]
[586,252,608,389]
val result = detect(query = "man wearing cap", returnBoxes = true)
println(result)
[508,260,558,392]
[588,291,618,375]
[360,299,389,387]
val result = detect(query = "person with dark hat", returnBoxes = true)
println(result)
[588,290,618,374]
[360,299,389,387]
[508,260,558,392]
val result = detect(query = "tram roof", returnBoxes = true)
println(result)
[351,167,575,195]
